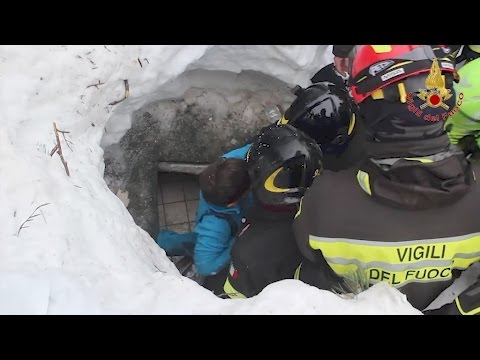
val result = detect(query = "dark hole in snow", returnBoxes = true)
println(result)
[101,69,295,238]
[157,171,203,280]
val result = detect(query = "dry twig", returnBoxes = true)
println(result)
[50,122,70,176]
[86,80,105,89]
[109,79,129,106]
[17,203,50,236]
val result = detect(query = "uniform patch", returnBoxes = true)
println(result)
[441,62,454,70]
[380,68,405,81]
[369,60,394,76]
[229,264,239,279]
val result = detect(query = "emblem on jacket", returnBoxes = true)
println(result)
[416,59,453,110]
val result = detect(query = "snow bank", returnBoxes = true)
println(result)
[0,45,421,314]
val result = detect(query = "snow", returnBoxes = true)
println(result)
[0,45,421,314]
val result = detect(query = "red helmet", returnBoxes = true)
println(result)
[350,45,455,104]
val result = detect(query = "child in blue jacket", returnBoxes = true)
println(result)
[157,143,253,276]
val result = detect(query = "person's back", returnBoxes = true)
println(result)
[294,162,480,310]
[224,203,301,298]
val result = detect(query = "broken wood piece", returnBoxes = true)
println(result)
[86,80,105,89]
[51,122,70,176]
[108,79,130,106]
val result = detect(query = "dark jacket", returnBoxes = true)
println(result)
[293,162,480,311]
[223,203,302,298]
[222,120,368,299]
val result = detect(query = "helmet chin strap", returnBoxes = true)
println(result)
[284,158,308,198]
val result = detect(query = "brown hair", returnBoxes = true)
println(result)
[199,157,251,207]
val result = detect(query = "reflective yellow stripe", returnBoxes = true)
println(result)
[278,115,289,125]
[398,82,407,103]
[388,60,413,70]
[309,234,480,287]
[455,296,480,315]
[246,147,252,162]
[327,259,480,287]
[356,75,367,83]
[264,167,289,193]
[223,278,246,299]
[371,45,392,53]
[294,263,302,280]
[371,89,384,100]
[356,170,372,195]
[294,196,303,219]
[468,45,480,53]
[403,157,434,163]
[348,113,356,135]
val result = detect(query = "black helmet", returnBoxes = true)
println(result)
[281,82,357,155]
[247,124,323,207]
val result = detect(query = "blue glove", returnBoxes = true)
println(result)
[156,229,198,257]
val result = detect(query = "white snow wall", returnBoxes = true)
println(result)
[0,45,422,314]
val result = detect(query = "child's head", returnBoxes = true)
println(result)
[199,157,251,207]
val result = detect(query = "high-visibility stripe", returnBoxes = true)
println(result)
[388,60,414,70]
[404,157,434,163]
[348,113,356,135]
[294,263,302,280]
[356,75,367,83]
[371,45,392,53]
[294,196,303,219]
[356,170,372,195]
[455,296,480,315]
[278,115,289,125]
[308,233,480,287]
[398,82,407,103]
[223,278,246,299]
[371,89,384,100]
[468,45,480,53]
[246,147,252,162]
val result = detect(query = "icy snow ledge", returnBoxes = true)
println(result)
[0,271,420,315]
[0,45,420,314]
[217,281,422,315]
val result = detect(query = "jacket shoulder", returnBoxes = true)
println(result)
[196,212,232,242]
[223,143,252,160]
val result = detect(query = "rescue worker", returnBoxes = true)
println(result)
[427,58,480,315]
[279,77,364,170]
[222,123,323,298]
[294,45,480,314]
[221,74,359,299]
[332,45,474,77]
[445,58,480,155]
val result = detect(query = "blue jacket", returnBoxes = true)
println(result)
[157,143,253,276]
